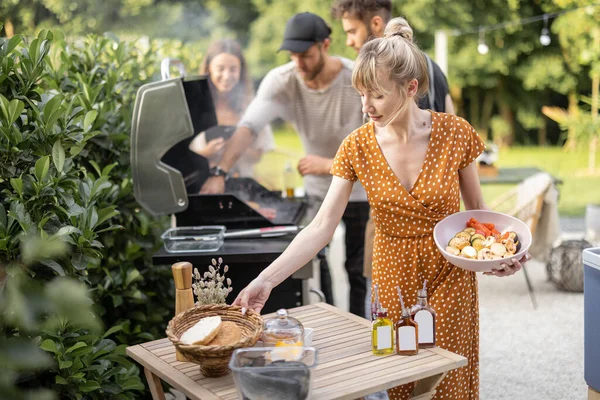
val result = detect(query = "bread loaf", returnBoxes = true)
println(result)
[208,321,242,346]
[180,316,222,345]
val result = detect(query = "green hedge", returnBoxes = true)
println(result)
[1,29,203,399]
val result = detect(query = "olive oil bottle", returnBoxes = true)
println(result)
[371,306,394,356]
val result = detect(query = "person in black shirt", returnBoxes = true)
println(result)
[331,0,455,113]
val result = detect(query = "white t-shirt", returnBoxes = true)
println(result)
[238,57,367,201]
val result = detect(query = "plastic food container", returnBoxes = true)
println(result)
[161,226,226,253]
[229,347,318,400]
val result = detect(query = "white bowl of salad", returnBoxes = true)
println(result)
[433,210,532,272]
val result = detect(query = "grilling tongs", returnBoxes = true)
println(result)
[195,226,303,242]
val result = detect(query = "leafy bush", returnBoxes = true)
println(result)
[1,261,102,400]
[1,28,204,398]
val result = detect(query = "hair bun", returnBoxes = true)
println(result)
[383,17,414,43]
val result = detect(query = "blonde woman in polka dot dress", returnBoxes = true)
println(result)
[234,17,531,400]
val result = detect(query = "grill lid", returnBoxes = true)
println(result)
[130,60,218,216]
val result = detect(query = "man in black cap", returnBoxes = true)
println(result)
[201,12,370,318]
[278,12,331,81]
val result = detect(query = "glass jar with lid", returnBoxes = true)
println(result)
[262,308,304,347]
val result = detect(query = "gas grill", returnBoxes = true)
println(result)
[178,178,305,230]
[130,59,313,313]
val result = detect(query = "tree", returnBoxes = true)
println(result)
[439,1,554,144]
[399,0,596,147]
[542,3,600,172]
[245,0,355,79]
[554,3,600,165]
[1,0,258,45]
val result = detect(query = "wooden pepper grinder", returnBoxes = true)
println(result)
[172,262,195,362]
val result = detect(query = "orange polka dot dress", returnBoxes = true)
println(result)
[331,112,485,399]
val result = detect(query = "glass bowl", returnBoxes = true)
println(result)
[161,226,226,253]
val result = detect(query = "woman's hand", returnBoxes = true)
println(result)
[484,252,532,277]
[232,277,274,314]
[200,137,226,157]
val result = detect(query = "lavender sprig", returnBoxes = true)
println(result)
[192,257,233,305]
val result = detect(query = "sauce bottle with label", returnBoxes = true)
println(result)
[410,280,436,348]
[395,286,419,356]
[371,305,394,356]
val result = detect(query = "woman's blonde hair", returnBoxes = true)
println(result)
[352,17,429,102]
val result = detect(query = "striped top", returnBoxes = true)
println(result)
[238,57,367,201]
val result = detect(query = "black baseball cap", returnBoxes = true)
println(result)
[278,12,332,53]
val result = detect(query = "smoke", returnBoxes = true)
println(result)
[108,3,218,43]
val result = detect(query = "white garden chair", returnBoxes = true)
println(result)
[488,172,557,309]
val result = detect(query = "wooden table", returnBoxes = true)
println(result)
[126,303,467,400]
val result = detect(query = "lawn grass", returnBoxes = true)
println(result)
[254,125,599,216]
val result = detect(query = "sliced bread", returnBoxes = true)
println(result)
[180,316,222,345]
[208,321,242,346]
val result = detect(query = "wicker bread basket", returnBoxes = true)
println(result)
[166,304,263,377]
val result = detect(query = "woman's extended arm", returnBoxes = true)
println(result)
[233,176,354,312]
[257,176,352,286]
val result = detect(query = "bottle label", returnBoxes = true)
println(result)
[415,310,434,343]
[398,326,417,350]
[376,326,392,350]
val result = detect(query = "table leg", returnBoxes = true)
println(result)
[144,367,166,400]
[409,372,447,400]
